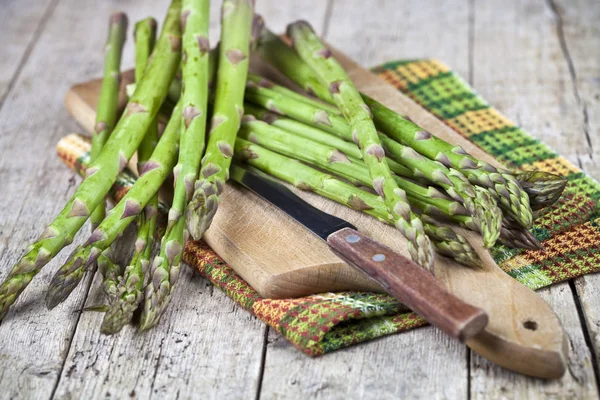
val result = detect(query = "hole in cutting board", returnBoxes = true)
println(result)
[523,319,538,331]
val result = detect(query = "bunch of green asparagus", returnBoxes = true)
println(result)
[0,2,568,333]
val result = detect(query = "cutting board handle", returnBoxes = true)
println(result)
[327,228,488,342]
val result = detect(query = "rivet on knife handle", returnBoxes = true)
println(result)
[327,227,489,342]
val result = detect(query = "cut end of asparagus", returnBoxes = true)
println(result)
[250,14,265,50]
[286,20,314,41]
[110,12,129,26]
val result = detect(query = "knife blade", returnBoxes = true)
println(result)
[230,165,488,342]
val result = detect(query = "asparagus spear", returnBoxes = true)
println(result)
[0,0,182,320]
[186,0,254,240]
[515,170,568,211]
[238,118,522,254]
[90,12,129,231]
[140,0,211,330]
[232,141,480,267]
[59,132,539,254]
[57,134,143,211]
[60,132,472,239]
[253,21,331,101]
[100,17,159,334]
[246,73,339,115]
[89,13,128,299]
[498,217,543,250]
[100,206,155,333]
[45,101,183,309]
[287,21,434,270]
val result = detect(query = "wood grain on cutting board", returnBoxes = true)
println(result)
[64,48,567,378]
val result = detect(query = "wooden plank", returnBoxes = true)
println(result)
[548,0,599,177]
[470,0,599,395]
[260,1,471,398]
[324,0,471,78]
[0,0,134,396]
[261,326,467,399]
[0,0,56,100]
[552,0,600,385]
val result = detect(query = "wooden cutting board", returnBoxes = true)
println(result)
[64,48,567,379]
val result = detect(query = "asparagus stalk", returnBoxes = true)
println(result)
[57,134,144,212]
[60,132,472,238]
[238,117,522,254]
[232,141,480,267]
[244,79,352,138]
[246,73,339,115]
[100,17,159,334]
[140,0,211,330]
[89,13,128,299]
[0,0,182,321]
[186,0,254,240]
[164,44,219,104]
[90,12,129,230]
[253,21,331,100]
[287,21,434,270]
[59,132,539,254]
[515,171,568,211]
[45,101,183,309]
[100,206,155,333]
[498,216,543,250]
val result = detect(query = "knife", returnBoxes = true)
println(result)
[230,165,488,342]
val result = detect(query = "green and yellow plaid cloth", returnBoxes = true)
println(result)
[184,60,598,356]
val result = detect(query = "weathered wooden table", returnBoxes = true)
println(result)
[0,0,598,398]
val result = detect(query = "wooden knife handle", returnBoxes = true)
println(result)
[327,228,488,342]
